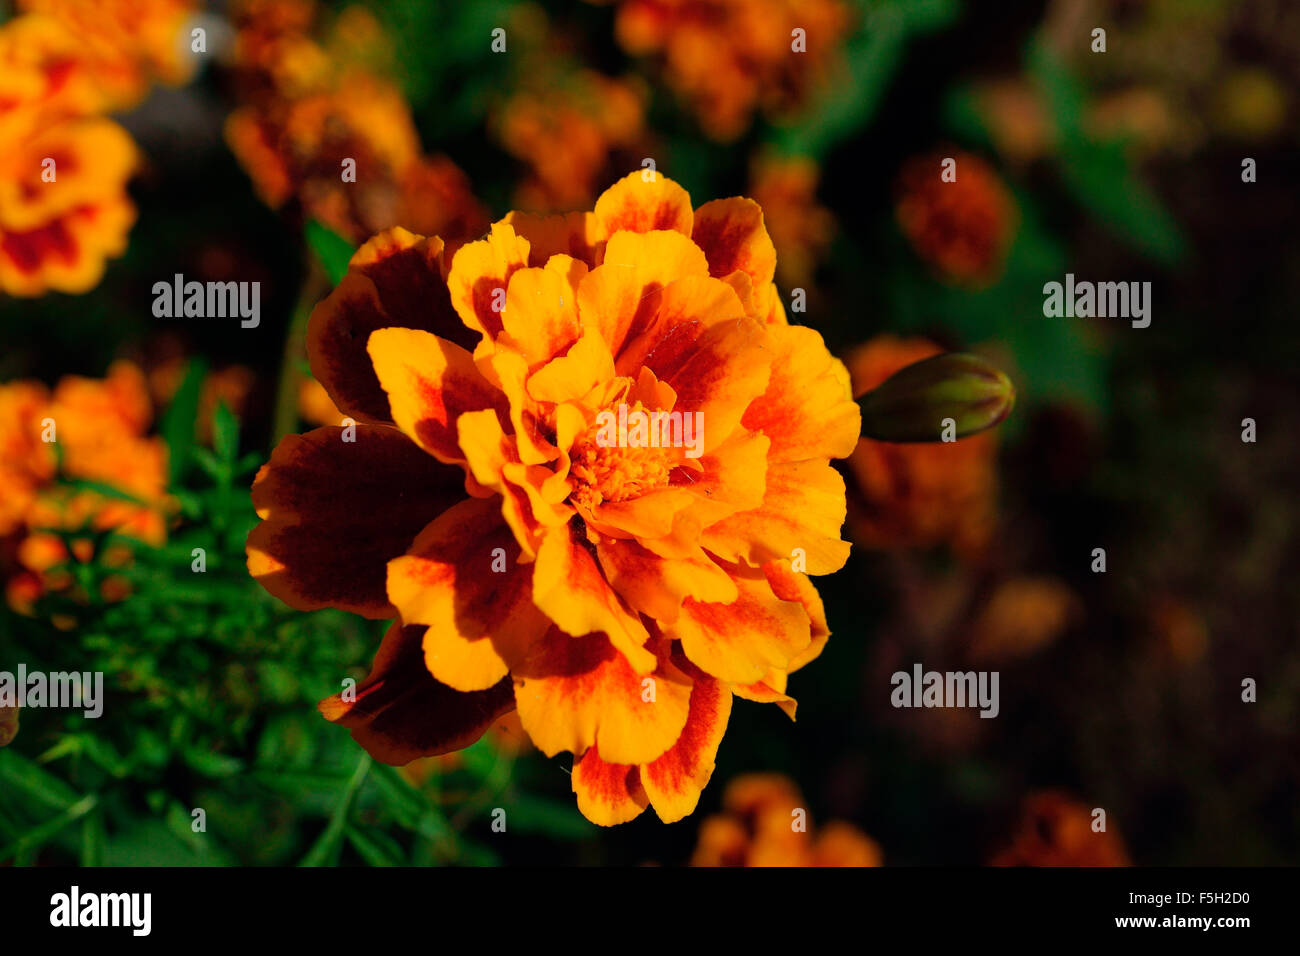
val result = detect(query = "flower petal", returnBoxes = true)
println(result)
[247,424,465,618]
[613,273,747,378]
[741,325,860,463]
[576,229,709,356]
[533,521,654,672]
[641,674,732,823]
[306,229,470,423]
[703,460,851,575]
[386,497,550,692]
[595,537,738,624]
[668,563,812,683]
[513,629,692,764]
[594,170,694,239]
[446,221,531,340]
[572,746,649,826]
[501,255,588,367]
[367,327,507,464]
[691,197,776,293]
[643,316,774,456]
[319,623,514,764]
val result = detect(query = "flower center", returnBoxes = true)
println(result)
[569,399,675,511]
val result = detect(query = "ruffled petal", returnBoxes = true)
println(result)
[691,197,776,296]
[642,317,774,456]
[533,520,654,672]
[668,563,812,683]
[595,537,738,624]
[572,746,649,826]
[576,229,709,357]
[703,460,851,575]
[641,673,732,823]
[446,221,531,340]
[512,629,692,764]
[367,327,507,464]
[306,229,470,423]
[500,255,588,367]
[593,170,694,239]
[741,325,860,463]
[319,623,514,764]
[247,424,465,618]
[386,497,550,692]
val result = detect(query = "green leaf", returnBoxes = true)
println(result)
[160,357,208,486]
[305,221,356,286]
[212,400,240,466]
[299,753,370,867]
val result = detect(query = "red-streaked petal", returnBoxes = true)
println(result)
[594,170,694,239]
[703,459,851,575]
[572,747,649,826]
[247,424,465,618]
[641,675,732,823]
[319,622,514,764]
[533,520,654,672]
[386,497,550,691]
[692,197,776,291]
[367,327,507,464]
[512,629,692,764]
[595,537,738,624]
[667,563,812,684]
[742,324,860,463]
[446,221,531,340]
[305,228,470,423]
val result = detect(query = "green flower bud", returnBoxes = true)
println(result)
[858,352,1015,443]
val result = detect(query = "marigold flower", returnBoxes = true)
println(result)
[225,4,487,245]
[691,773,881,866]
[495,70,648,213]
[0,84,138,296]
[600,0,852,141]
[895,151,1017,287]
[991,791,1130,867]
[18,0,198,110]
[0,362,171,614]
[844,336,998,557]
[248,171,861,824]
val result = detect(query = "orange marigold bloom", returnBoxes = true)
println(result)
[0,16,140,297]
[991,791,1130,867]
[844,336,998,557]
[18,0,198,110]
[895,151,1017,287]
[748,152,835,290]
[248,172,861,825]
[495,70,648,213]
[691,773,881,866]
[1,362,171,614]
[225,3,487,245]
[601,0,852,141]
